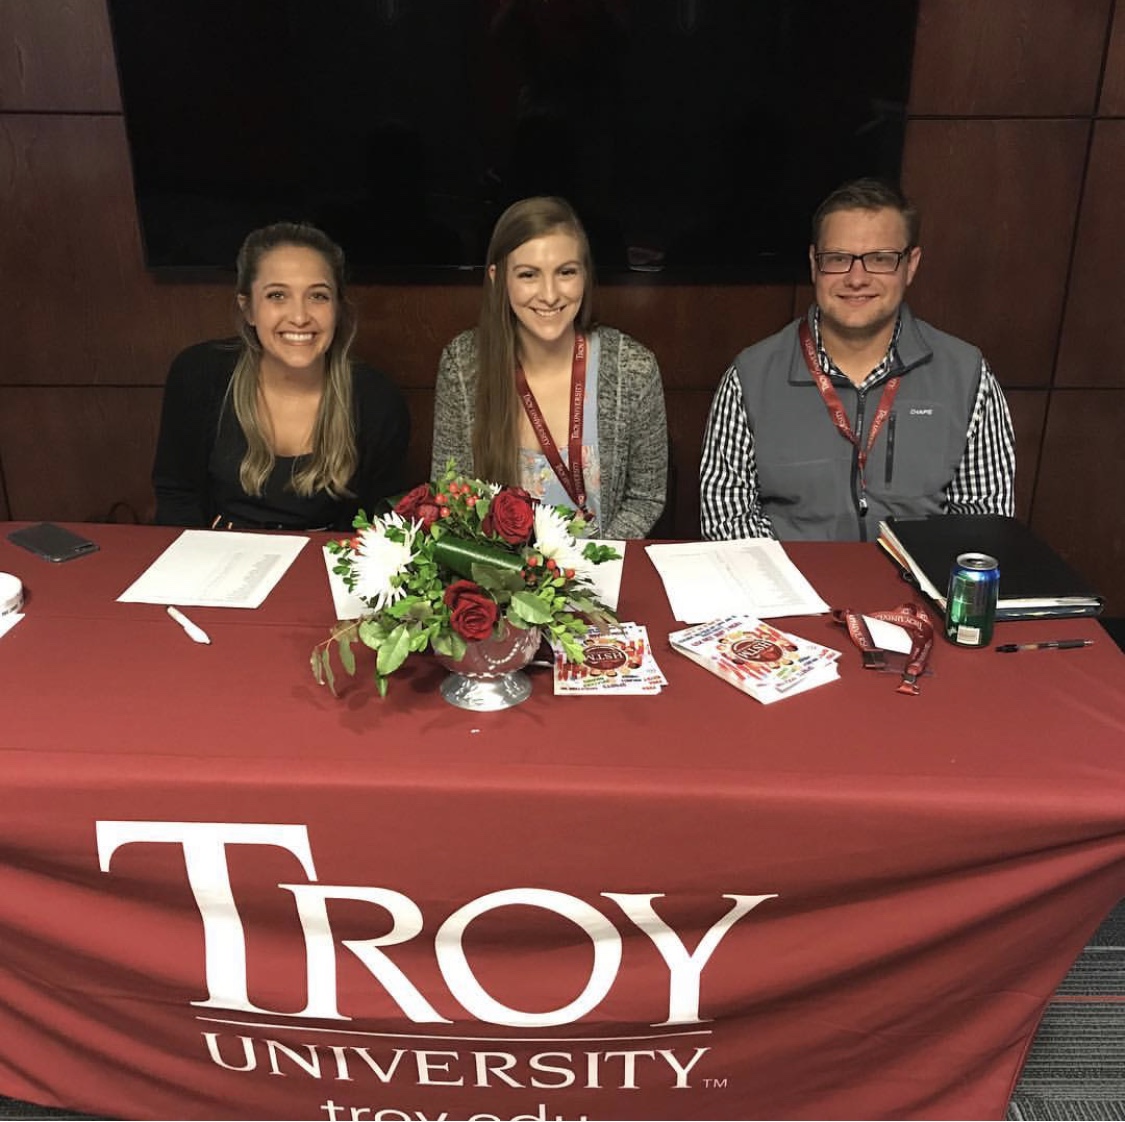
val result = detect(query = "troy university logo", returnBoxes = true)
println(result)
[96,822,776,1029]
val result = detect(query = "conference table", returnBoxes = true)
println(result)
[0,522,1123,1122]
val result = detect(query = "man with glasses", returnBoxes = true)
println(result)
[699,178,1015,541]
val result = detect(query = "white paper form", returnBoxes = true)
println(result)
[645,539,830,623]
[582,540,625,613]
[118,530,309,609]
[864,615,913,654]
[322,539,627,621]
[323,546,365,621]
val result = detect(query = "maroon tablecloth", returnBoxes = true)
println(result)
[0,523,1123,1121]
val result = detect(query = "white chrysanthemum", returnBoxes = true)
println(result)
[532,505,593,582]
[351,512,419,610]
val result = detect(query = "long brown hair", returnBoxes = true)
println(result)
[473,196,594,484]
[229,221,359,498]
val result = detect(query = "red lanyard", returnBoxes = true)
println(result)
[798,321,900,513]
[832,604,934,695]
[516,332,590,518]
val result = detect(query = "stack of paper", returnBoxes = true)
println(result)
[118,530,308,608]
[644,539,829,623]
[553,623,667,695]
[669,615,841,704]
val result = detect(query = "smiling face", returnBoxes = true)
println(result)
[499,229,586,353]
[238,244,338,376]
[811,207,920,343]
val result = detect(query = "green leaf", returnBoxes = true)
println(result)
[376,623,413,676]
[510,590,555,625]
[567,592,598,612]
[498,569,528,592]
[336,632,356,676]
[433,535,523,579]
[582,542,622,564]
[557,632,585,663]
[387,596,432,621]
[310,647,325,685]
[322,651,337,696]
[472,564,525,593]
[432,629,466,661]
[358,617,391,649]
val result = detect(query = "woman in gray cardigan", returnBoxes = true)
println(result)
[430,197,667,539]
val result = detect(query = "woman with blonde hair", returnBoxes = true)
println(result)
[431,196,667,537]
[153,221,409,529]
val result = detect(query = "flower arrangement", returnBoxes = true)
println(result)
[311,465,620,696]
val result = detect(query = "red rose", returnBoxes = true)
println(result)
[443,579,499,641]
[394,484,441,531]
[482,487,536,544]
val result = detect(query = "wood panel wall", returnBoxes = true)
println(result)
[2,0,1123,610]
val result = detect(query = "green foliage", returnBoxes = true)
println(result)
[582,541,622,565]
[431,629,467,662]
[510,590,555,626]
[376,624,413,676]
[336,632,356,676]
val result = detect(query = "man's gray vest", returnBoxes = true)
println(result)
[734,305,982,541]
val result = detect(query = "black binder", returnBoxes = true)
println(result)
[878,514,1103,621]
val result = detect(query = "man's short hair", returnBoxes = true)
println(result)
[811,178,920,248]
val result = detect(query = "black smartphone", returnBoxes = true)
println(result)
[7,522,99,563]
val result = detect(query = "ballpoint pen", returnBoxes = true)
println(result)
[166,605,211,645]
[994,639,1093,653]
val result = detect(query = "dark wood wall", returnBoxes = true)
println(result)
[3,0,1124,610]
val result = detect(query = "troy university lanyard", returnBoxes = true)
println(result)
[798,320,900,515]
[833,604,935,695]
[515,331,592,519]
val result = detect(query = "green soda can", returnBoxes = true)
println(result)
[944,552,999,647]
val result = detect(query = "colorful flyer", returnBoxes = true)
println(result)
[553,623,667,695]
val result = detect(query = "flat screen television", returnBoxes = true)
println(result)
[107,0,918,283]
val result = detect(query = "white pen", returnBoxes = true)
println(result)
[166,605,211,645]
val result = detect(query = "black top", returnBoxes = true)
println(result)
[152,339,411,531]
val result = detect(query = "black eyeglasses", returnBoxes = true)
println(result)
[814,248,914,275]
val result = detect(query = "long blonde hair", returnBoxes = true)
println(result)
[228,222,359,498]
[473,197,594,485]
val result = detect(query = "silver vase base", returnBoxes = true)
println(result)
[439,668,533,711]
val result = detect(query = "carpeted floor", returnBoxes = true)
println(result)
[1007,899,1125,1121]
[0,899,1121,1121]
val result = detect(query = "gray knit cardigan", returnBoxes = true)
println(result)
[431,326,668,538]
